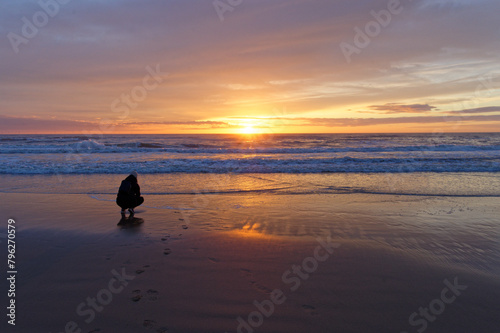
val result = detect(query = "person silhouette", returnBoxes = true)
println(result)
[116,171,144,216]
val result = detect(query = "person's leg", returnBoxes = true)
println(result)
[129,196,144,209]
[127,197,144,215]
[116,197,127,213]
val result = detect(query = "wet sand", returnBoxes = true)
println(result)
[1,188,500,332]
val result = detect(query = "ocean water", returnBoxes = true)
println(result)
[1,133,499,175]
[1,133,500,197]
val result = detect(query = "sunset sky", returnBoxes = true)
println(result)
[1,0,500,134]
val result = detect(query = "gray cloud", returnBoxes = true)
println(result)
[367,103,437,114]
[0,115,97,133]
[122,120,236,129]
[447,106,500,115]
[0,115,237,133]
[297,114,500,127]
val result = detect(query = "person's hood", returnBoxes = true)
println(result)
[125,174,138,183]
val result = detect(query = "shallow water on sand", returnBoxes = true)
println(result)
[2,172,500,196]
[2,174,499,277]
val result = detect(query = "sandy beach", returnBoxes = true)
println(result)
[2,0,500,329]
[1,174,499,332]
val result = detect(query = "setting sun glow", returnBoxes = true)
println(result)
[241,125,258,135]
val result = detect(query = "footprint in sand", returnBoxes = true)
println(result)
[164,248,172,255]
[240,268,272,295]
[190,247,199,253]
[131,290,142,302]
[131,289,160,302]
[301,304,319,316]
[250,281,272,295]
[143,320,168,332]
[182,224,188,229]
[135,264,151,275]
[146,289,159,301]
[208,257,220,263]
[240,268,252,277]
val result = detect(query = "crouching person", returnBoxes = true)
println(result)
[116,171,144,216]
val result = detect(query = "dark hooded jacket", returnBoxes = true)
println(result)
[116,175,143,209]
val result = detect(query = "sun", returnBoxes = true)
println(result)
[241,125,259,135]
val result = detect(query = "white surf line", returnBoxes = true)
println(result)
[241,174,303,192]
